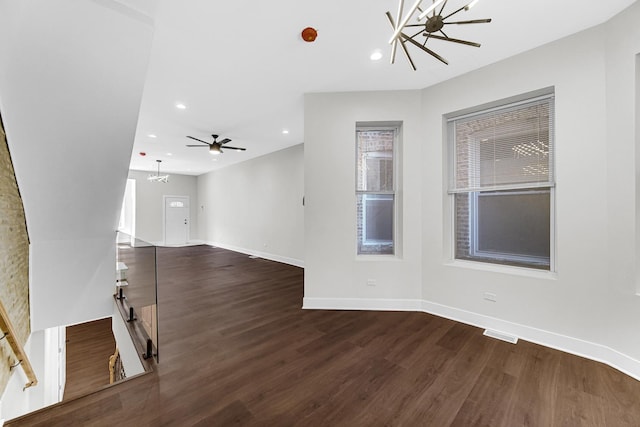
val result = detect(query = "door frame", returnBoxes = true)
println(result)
[163,195,190,246]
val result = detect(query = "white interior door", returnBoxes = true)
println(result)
[164,196,189,245]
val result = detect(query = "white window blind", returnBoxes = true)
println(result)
[449,95,554,193]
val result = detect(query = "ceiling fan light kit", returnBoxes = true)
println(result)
[387,0,491,70]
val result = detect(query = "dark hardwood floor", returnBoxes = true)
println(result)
[8,245,640,426]
[63,317,115,401]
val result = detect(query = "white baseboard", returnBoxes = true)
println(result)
[153,239,206,247]
[207,241,304,268]
[302,297,421,311]
[302,297,640,381]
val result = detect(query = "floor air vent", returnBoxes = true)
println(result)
[483,329,518,344]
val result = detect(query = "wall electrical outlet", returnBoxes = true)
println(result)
[366,279,376,287]
[483,292,497,302]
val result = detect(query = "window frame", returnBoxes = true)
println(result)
[356,124,399,256]
[447,90,556,271]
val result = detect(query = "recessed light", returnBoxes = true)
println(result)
[370,50,383,61]
[147,134,157,138]
[166,152,173,156]
[282,129,289,134]
[176,103,186,109]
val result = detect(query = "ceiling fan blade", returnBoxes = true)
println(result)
[186,136,209,144]
[445,18,492,25]
[428,33,481,47]
[401,32,449,64]
[186,144,210,147]
[218,138,232,145]
[222,146,246,151]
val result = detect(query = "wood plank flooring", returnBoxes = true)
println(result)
[63,318,115,401]
[8,245,640,426]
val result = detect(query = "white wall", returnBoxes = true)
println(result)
[304,3,640,379]
[419,20,612,351]
[600,0,640,363]
[128,170,199,245]
[304,91,423,303]
[0,0,154,331]
[198,144,304,266]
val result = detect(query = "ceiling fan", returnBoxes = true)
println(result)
[186,134,246,155]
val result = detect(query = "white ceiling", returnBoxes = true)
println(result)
[127,0,636,176]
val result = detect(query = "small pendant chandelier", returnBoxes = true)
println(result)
[147,159,169,183]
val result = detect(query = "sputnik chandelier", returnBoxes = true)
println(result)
[386,0,491,70]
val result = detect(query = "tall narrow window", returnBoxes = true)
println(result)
[357,126,397,255]
[448,93,555,270]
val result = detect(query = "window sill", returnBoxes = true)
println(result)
[356,254,403,262]
[445,259,557,280]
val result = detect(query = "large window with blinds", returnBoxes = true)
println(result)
[448,92,555,270]
[357,125,398,255]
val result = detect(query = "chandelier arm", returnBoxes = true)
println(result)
[401,32,448,64]
[387,7,401,64]
[417,0,445,20]
[444,18,492,25]
[388,0,424,43]
[391,38,398,64]
[386,11,416,69]
[390,0,405,64]
[429,33,480,47]
[442,5,467,20]
[399,39,417,70]
[437,0,449,17]
[407,28,425,41]
[386,11,398,64]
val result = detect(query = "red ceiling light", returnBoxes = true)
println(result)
[139,152,146,156]
[301,27,317,42]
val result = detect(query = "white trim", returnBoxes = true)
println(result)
[302,297,421,311]
[302,297,640,381]
[207,241,305,268]
[445,259,557,280]
[154,239,205,248]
